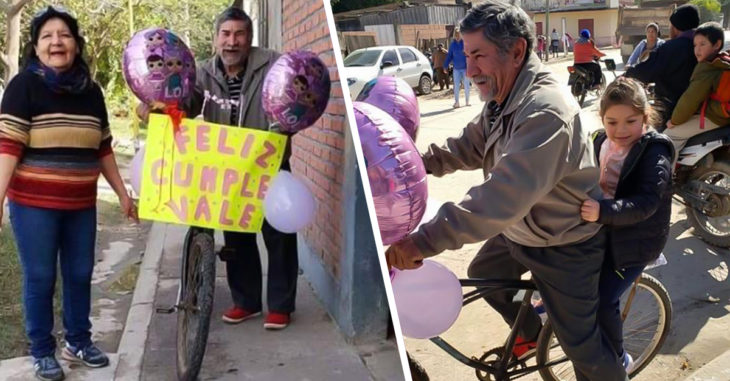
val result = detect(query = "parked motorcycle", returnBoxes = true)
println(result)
[567,58,609,107]
[674,126,730,247]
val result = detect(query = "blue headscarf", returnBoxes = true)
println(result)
[26,58,92,94]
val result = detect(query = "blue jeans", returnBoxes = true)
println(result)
[598,260,646,358]
[9,201,96,358]
[453,69,470,105]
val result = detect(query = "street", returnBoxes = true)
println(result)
[404,49,730,381]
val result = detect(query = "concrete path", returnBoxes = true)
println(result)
[136,223,402,381]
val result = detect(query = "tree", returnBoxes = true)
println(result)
[0,0,33,85]
[691,0,722,23]
[2,0,230,111]
[721,0,730,28]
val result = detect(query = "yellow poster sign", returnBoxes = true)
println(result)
[139,114,287,232]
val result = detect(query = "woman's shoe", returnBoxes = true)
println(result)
[62,343,109,368]
[33,355,64,381]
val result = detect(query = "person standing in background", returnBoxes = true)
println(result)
[445,29,470,108]
[551,28,560,58]
[432,43,449,91]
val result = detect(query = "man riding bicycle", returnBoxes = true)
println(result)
[386,2,628,380]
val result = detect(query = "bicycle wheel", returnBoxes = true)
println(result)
[536,273,672,381]
[176,231,216,381]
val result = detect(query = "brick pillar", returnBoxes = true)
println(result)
[281,0,389,342]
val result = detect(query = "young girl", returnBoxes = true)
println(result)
[580,77,674,373]
[665,22,730,154]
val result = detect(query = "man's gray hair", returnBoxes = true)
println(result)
[215,7,254,43]
[459,1,535,58]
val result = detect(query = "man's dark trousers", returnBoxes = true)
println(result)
[467,230,628,381]
[223,159,298,314]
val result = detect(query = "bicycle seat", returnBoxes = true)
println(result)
[684,124,730,147]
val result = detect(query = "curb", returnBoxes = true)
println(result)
[686,349,730,380]
[113,222,168,380]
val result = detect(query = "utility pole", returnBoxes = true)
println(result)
[128,0,139,152]
[545,0,550,62]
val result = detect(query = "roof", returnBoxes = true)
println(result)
[528,6,612,14]
[333,0,462,20]
[351,45,419,51]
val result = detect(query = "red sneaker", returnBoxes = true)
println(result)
[221,307,260,324]
[512,336,537,360]
[264,312,291,330]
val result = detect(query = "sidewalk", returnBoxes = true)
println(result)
[686,349,730,380]
[121,223,399,381]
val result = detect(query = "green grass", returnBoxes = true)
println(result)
[107,263,141,294]
[0,224,26,358]
[97,195,127,226]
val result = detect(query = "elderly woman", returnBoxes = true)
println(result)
[626,23,665,67]
[0,6,136,380]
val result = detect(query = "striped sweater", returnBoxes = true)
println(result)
[0,71,112,210]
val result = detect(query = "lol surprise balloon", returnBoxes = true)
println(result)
[262,51,331,133]
[123,28,195,106]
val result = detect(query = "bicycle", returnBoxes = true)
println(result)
[407,272,671,381]
[156,226,217,381]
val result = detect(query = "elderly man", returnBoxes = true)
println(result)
[386,2,627,380]
[139,7,298,330]
[626,4,699,126]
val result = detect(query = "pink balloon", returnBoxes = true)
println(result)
[130,146,145,196]
[354,101,427,245]
[392,260,463,339]
[356,76,420,140]
[122,28,196,105]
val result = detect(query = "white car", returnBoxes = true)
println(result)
[344,45,433,99]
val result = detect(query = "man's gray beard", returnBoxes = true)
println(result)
[479,91,493,103]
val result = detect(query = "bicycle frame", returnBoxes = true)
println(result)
[428,279,571,380]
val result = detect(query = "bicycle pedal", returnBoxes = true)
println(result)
[155,305,176,314]
[218,246,237,262]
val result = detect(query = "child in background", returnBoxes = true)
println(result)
[665,22,730,154]
[580,77,674,374]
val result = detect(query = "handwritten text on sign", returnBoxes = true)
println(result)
[139,114,287,232]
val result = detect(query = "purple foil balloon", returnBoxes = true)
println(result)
[122,28,196,105]
[356,76,420,140]
[354,101,427,245]
[262,51,331,133]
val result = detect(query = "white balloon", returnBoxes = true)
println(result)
[129,145,146,197]
[392,260,463,339]
[264,170,316,233]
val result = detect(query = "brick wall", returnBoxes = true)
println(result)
[399,24,450,48]
[282,0,347,279]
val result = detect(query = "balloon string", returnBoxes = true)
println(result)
[153,116,177,213]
